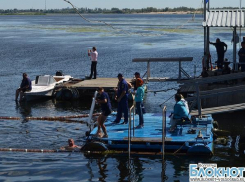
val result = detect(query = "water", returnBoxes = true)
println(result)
[0,14,244,181]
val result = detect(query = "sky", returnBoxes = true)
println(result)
[0,0,244,10]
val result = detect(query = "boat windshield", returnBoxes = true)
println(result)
[36,76,56,86]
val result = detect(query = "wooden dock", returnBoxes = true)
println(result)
[58,78,131,89]
[178,72,245,116]
[191,103,245,115]
[54,78,133,100]
[70,78,132,89]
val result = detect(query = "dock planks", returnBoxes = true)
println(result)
[191,103,245,115]
[70,78,132,89]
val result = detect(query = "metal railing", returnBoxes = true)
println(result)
[128,104,135,157]
[162,106,167,158]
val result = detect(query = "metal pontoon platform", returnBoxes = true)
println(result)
[83,112,214,155]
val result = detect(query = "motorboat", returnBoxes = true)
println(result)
[24,74,72,101]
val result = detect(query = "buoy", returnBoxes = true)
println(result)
[81,142,108,152]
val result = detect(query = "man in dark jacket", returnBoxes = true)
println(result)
[15,73,32,102]
[96,87,112,138]
[238,42,245,72]
[210,38,227,69]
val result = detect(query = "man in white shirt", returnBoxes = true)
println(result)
[88,47,98,79]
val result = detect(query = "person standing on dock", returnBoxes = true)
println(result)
[95,87,112,138]
[88,47,98,79]
[113,73,129,124]
[135,78,144,129]
[238,42,245,72]
[15,73,32,102]
[133,72,146,114]
[209,38,227,69]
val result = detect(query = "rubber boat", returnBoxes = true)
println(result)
[24,74,72,101]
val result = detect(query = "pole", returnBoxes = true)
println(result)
[147,60,150,82]
[178,60,181,80]
[207,0,210,68]
[196,83,202,117]
[161,106,166,182]
[204,0,207,56]
[234,27,237,71]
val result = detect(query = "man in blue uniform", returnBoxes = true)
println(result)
[15,73,32,102]
[114,73,129,124]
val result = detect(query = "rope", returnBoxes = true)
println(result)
[63,0,200,37]
[0,148,79,153]
[63,0,143,36]
[0,117,20,120]
[147,87,179,96]
[159,94,175,107]
[0,113,101,122]
[147,87,178,93]
[25,113,100,121]
[173,142,187,155]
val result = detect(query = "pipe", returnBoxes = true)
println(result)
[0,117,20,120]
[0,148,78,153]
[25,113,100,121]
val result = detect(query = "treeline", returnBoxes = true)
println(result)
[0,6,241,15]
[0,7,199,15]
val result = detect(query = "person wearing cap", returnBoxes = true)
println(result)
[135,78,144,129]
[15,73,32,102]
[88,46,98,79]
[209,38,227,69]
[114,73,129,124]
[133,72,146,114]
[95,87,111,138]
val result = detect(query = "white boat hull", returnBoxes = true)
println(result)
[24,75,72,101]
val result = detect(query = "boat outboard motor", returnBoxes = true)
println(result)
[56,70,63,76]
[35,76,39,84]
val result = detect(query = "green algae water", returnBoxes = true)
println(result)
[0,14,243,181]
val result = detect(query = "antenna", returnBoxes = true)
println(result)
[45,0,46,11]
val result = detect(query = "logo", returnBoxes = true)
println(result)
[189,163,245,181]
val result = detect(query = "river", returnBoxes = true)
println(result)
[0,14,243,181]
